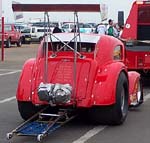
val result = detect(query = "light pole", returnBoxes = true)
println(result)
[0,0,4,61]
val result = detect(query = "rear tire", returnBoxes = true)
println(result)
[111,72,129,124]
[88,72,129,125]
[18,101,42,120]
[17,38,22,47]
[39,37,43,42]
[6,39,11,48]
[17,101,59,121]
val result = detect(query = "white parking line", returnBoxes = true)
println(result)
[0,70,21,76]
[72,126,107,143]
[0,69,21,71]
[0,96,16,104]
[72,94,150,143]
[0,93,150,143]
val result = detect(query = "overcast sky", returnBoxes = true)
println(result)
[2,0,135,23]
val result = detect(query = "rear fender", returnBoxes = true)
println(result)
[16,58,35,101]
[92,62,128,106]
[128,71,141,105]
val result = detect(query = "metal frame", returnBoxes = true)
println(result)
[7,107,77,142]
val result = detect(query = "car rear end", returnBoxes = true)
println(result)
[28,33,100,107]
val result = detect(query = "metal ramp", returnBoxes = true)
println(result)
[7,108,76,142]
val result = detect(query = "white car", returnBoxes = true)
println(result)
[61,23,94,33]
[22,26,51,42]
[31,27,51,42]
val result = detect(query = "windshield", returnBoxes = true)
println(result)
[21,28,31,33]
[4,25,12,31]
[0,25,11,32]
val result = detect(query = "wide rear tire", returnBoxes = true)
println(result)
[88,72,129,125]
[17,101,59,121]
[17,101,42,120]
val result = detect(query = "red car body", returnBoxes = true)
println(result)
[13,4,143,125]
[17,34,136,105]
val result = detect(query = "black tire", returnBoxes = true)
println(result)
[18,101,42,120]
[111,72,129,124]
[39,37,43,42]
[22,36,25,44]
[17,38,22,47]
[17,101,59,121]
[88,72,129,125]
[6,39,11,48]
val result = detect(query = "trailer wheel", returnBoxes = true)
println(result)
[6,132,13,140]
[37,134,44,142]
[88,72,129,125]
[6,39,11,48]
[18,101,42,120]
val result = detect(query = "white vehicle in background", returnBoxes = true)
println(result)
[22,26,51,42]
[61,23,94,33]
[30,27,45,42]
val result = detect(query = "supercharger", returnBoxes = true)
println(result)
[38,82,72,104]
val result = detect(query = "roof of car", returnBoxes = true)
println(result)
[47,33,101,43]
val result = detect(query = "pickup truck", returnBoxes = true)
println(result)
[0,24,22,48]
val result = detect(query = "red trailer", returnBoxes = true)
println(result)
[8,4,143,141]
[121,0,150,74]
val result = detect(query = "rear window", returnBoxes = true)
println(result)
[46,42,95,52]
[37,29,51,32]
[4,25,12,31]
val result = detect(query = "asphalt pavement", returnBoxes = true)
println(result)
[0,44,150,143]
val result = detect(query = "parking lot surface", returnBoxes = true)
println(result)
[0,44,150,143]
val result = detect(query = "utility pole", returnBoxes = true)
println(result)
[0,0,4,61]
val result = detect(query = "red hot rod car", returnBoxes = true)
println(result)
[13,4,143,125]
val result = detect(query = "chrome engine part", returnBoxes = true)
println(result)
[38,82,72,104]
